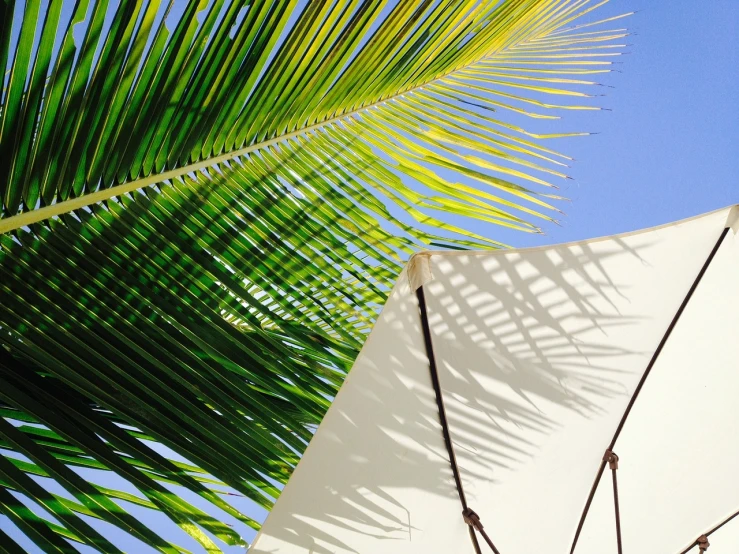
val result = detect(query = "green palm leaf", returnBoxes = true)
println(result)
[0,0,631,550]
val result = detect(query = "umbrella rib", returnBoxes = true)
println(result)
[416,285,500,554]
[678,509,739,553]
[569,225,731,554]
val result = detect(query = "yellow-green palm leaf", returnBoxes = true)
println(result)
[0,0,631,551]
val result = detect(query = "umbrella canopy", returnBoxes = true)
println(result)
[250,205,739,554]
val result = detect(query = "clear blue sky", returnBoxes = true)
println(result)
[2,1,738,552]
[489,0,738,248]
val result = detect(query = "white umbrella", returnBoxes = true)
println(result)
[250,205,739,554]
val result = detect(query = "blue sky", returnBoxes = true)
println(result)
[2,1,738,552]
[490,0,738,248]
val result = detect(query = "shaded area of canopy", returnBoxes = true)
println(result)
[250,205,739,553]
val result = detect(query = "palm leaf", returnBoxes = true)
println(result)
[0,0,631,550]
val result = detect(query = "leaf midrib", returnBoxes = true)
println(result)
[0,41,517,234]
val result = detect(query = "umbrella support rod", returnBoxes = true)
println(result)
[604,450,623,554]
[416,285,501,554]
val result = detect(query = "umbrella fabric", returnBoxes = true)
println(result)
[250,205,739,554]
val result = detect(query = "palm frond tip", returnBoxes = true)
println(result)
[0,0,630,550]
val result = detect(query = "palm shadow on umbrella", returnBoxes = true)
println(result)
[255,236,654,553]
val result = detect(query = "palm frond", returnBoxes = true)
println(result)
[0,0,631,550]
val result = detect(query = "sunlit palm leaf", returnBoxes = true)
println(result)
[0,0,630,550]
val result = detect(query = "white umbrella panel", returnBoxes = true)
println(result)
[250,205,739,554]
